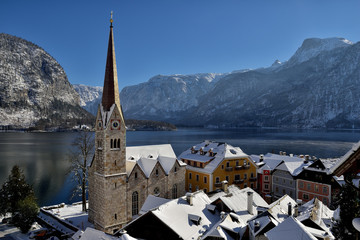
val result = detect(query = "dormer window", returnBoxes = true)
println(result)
[148,155,153,158]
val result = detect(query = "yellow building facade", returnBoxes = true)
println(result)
[179,141,258,193]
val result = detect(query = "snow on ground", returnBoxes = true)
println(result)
[41,202,93,231]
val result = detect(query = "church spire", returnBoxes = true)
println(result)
[102,11,120,111]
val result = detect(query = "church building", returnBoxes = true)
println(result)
[88,16,186,234]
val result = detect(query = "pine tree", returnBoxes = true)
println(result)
[332,177,360,239]
[0,165,39,233]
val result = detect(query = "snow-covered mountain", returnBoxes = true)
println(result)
[78,37,360,129]
[73,84,102,115]
[0,33,93,129]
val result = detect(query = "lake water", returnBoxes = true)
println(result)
[0,128,359,206]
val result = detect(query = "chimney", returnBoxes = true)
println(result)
[290,153,294,157]
[294,204,299,217]
[220,211,225,220]
[296,199,303,206]
[260,154,264,162]
[222,180,228,193]
[247,191,254,215]
[287,202,292,216]
[186,193,193,206]
[283,152,286,156]
[279,151,283,155]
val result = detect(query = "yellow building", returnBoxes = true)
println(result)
[178,140,258,193]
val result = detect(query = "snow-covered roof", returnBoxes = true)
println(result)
[329,141,360,175]
[265,216,317,240]
[125,144,185,177]
[250,154,284,173]
[76,227,119,240]
[274,158,312,176]
[267,195,297,223]
[139,195,171,215]
[179,140,251,174]
[144,191,221,240]
[297,198,335,239]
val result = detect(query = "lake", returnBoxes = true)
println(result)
[0,128,359,206]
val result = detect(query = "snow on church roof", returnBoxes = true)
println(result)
[125,144,185,177]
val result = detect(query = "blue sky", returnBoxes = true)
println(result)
[1,0,360,90]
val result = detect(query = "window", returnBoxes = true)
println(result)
[132,192,139,216]
[134,172,138,179]
[251,183,254,188]
[189,173,192,179]
[244,174,247,179]
[222,165,224,169]
[196,186,199,191]
[307,183,311,191]
[226,176,229,182]
[323,186,328,194]
[264,176,269,181]
[194,162,197,167]
[235,175,240,181]
[275,177,279,182]
[117,139,120,149]
[204,176,207,184]
[282,189,286,194]
[196,175,199,182]
[303,193,309,200]
[115,214,117,220]
[236,161,239,166]
[189,183,192,192]
[154,187,160,196]
[283,179,286,184]
[204,188,207,193]
[244,183,247,188]
[290,180,293,185]
[110,139,113,148]
[251,173,254,178]
[275,187,279,193]
[299,181,304,188]
[290,191,293,197]
[155,169,159,176]
[172,184,177,199]
[215,177,220,183]
[174,166,177,173]
[264,184,269,190]
[226,162,230,167]
[315,185,319,192]
[200,163,203,168]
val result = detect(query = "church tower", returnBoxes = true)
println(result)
[88,13,128,234]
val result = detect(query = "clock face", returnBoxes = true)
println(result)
[112,120,120,130]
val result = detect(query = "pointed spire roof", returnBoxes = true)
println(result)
[102,12,121,111]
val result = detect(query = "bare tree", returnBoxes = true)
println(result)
[67,131,94,212]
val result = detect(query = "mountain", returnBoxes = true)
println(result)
[77,37,360,129]
[73,84,102,115]
[0,33,94,130]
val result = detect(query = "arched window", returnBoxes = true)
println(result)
[117,139,121,149]
[110,139,113,149]
[172,184,177,199]
[132,191,139,216]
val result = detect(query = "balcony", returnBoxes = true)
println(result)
[233,179,244,184]
[250,177,257,182]
[225,167,233,172]
[214,182,222,187]
[235,165,242,170]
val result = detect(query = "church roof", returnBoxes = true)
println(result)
[126,144,185,177]
[101,20,121,112]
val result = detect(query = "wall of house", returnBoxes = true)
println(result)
[296,179,331,206]
[185,170,210,193]
[272,170,296,200]
[212,157,257,190]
